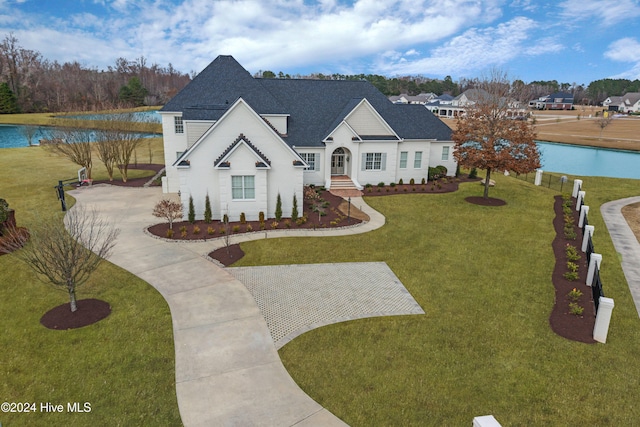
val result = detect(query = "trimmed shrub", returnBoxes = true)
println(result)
[398,178,403,185]
[291,194,299,222]
[204,194,212,223]
[240,212,246,224]
[259,211,265,223]
[469,168,478,179]
[409,178,415,185]
[275,193,282,221]
[188,195,195,224]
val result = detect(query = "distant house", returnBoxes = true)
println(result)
[529,92,574,110]
[426,89,524,118]
[389,93,437,104]
[603,92,640,113]
[159,56,456,221]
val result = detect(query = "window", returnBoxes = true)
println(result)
[231,176,255,199]
[365,153,382,170]
[174,116,184,134]
[300,153,318,171]
[414,151,422,168]
[441,146,449,161]
[176,151,184,161]
[399,151,408,168]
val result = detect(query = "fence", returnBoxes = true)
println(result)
[513,170,573,193]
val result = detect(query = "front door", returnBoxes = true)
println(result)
[331,149,345,175]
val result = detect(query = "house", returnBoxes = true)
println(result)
[603,92,640,113]
[389,92,437,104]
[159,56,456,221]
[528,92,574,110]
[427,89,525,119]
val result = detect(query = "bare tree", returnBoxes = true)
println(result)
[453,70,541,199]
[0,206,119,312]
[45,124,94,178]
[595,113,615,138]
[19,125,41,146]
[100,112,146,182]
[152,199,183,229]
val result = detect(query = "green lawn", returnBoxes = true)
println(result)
[233,173,640,426]
[0,142,181,425]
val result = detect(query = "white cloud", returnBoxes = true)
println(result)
[605,37,640,79]
[558,0,640,27]
[374,16,542,77]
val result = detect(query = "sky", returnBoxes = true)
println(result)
[1,0,640,85]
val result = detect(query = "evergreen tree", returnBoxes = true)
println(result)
[0,82,19,113]
[119,77,148,106]
[275,193,282,221]
[188,195,195,224]
[204,194,212,223]
[291,194,298,222]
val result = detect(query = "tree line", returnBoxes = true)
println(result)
[0,33,191,113]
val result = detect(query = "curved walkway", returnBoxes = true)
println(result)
[68,185,389,427]
[601,196,640,319]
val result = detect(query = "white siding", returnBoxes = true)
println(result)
[186,121,214,148]
[345,102,394,136]
[429,142,457,176]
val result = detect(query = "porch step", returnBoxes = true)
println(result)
[330,176,357,190]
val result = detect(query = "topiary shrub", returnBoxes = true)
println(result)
[204,194,212,223]
[291,194,299,222]
[409,178,415,185]
[240,212,246,224]
[275,193,282,221]
[188,195,195,224]
[398,178,403,185]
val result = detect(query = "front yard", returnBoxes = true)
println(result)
[233,173,640,426]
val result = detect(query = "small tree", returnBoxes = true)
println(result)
[453,70,540,199]
[188,195,195,224]
[152,199,183,229]
[291,194,299,222]
[275,193,282,221]
[595,113,614,138]
[204,194,212,223]
[20,125,40,146]
[46,125,94,178]
[0,206,119,312]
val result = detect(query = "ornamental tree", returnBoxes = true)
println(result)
[152,199,183,229]
[452,72,540,199]
[0,206,119,312]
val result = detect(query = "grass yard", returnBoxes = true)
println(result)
[0,141,181,425]
[233,173,640,425]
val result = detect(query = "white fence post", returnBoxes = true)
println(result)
[582,225,594,252]
[578,205,589,228]
[593,297,615,343]
[534,169,543,186]
[576,190,585,212]
[572,179,583,197]
[586,253,602,286]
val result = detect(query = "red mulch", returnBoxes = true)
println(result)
[147,190,363,241]
[210,244,245,267]
[465,196,507,206]
[88,164,164,187]
[549,195,596,343]
[40,299,112,330]
[363,176,480,196]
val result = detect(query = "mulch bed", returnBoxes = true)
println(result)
[465,196,506,206]
[549,195,596,343]
[210,244,245,267]
[147,190,363,242]
[88,163,164,187]
[40,299,112,330]
[362,176,480,196]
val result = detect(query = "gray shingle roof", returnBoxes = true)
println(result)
[162,55,452,147]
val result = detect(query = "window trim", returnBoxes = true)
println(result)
[300,153,319,171]
[414,151,422,169]
[174,116,184,134]
[441,146,450,161]
[399,151,408,169]
[231,175,255,200]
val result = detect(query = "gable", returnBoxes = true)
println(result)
[344,99,397,138]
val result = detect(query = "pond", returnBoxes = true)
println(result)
[537,141,640,180]
[0,124,158,149]
[59,110,161,123]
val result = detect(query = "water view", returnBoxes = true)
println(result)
[60,110,161,123]
[0,124,158,149]
[537,141,640,180]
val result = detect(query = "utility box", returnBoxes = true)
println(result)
[473,415,502,427]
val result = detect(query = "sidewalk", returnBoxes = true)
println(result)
[68,185,386,426]
[601,196,640,319]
